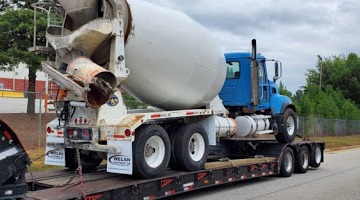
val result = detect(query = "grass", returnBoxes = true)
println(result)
[308,135,360,151]
[26,148,65,172]
[25,135,360,172]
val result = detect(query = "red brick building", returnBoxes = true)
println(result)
[0,78,46,93]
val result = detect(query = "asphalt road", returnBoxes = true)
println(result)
[170,147,360,200]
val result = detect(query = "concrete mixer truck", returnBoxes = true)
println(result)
[29,0,324,181]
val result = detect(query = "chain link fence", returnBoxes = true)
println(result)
[298,117,360,137]
[0,90,56,149]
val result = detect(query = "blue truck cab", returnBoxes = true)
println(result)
[219,40,297,143]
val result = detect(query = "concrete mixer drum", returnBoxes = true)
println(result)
[49,0,227,110]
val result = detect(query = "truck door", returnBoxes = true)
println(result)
[258,60,270,109]
[219,60,241,105]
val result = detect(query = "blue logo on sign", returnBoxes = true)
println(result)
[107,95,119,107]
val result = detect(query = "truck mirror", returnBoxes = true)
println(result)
[275,62,279,77]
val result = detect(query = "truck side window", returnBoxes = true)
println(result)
[226,61,240,79]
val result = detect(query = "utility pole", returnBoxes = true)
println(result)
[317,55,323,90]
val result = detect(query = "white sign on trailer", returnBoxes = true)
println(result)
[44,136,65,166]
[107,140,133,175]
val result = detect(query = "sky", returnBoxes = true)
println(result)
[141,0,360,93]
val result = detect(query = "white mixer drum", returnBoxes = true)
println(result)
[122,0,227,110]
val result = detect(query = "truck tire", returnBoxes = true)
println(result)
[279,147,295,177]
[172,123,209,171]
[133,125,170,179]
[168,125,180,169]
[275,108,297,143]
[295,145,309,173]
[310,144,322,168]
[65,148,103,170]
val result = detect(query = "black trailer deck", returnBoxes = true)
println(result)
[1,118,324,200]
[22,137,325,200]
[25,157,278,200]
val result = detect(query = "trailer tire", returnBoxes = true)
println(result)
[275,108,297,143]
[65,148,103,170]
[172,123,209,171]
[133,125,170,179]
[280,147,295,177]
[295,145,309,173]
[310,144,322,168]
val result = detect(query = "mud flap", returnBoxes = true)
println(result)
[199,115,216,146]
[107,140,133,175]
[45,136,65,166]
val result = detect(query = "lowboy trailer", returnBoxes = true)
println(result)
[1,119,324,200]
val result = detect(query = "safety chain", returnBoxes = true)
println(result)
[27,143,87,198]
[27,146,64,191]
[75,144,87,197]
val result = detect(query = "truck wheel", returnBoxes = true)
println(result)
[65,148,103,170]
[168,125,180,169]
[133,125,170,179]
[275,108,297,143]
[295,145,309,173]
[310,144,322,168]
[280,147,295,177]
[172,123,209,171]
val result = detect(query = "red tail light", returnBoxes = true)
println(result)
[68,129,74,136]
[125,129,131,137]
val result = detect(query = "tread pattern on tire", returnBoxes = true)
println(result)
[295,145,309,173]
[275,108,297,143]
[65,148,103,170]
[280,147,295,177]
[132,125,170,179]
[172,123,209,171]
[310,144,322,168]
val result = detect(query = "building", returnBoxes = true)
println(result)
[0,64,48,93]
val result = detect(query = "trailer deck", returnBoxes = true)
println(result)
[25,157,278,200]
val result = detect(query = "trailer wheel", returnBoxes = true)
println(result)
[275,108,297,143]
[310,144,322,168]
[65,148,103,170]
[133,125,170,179]
[295,145,309,173]
[280,147,295,177]
[172,123,209,171]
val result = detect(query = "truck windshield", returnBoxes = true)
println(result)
[226,61,240,79]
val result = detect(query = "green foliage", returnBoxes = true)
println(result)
[279,81,292,98]
[0,7,47,114]
[306,53,360,106]
[0,0,39,12]
[293,52,360,120]
[0,8,46,69]
[123,93,148,109]
[294,85,360,120]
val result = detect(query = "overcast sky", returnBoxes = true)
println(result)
[141,0,360,93]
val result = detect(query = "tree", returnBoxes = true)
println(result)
[306,53,360,106]
[0,0,39,11]
[279,81,292,98]
[0,8,47,114]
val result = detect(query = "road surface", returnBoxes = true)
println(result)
[170,147,360,200]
